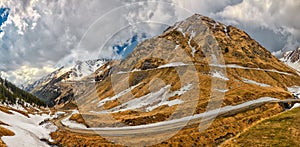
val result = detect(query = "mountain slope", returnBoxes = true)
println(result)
[0,77,45,107]
[223,107,300,146]
[26,59,109,107]
[56,14,300,146]
[281,47,300,72]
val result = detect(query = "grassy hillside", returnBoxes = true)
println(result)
[0,77,45,107]
[223,107,300,146]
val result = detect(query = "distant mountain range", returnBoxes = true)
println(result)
[22,59,109,107]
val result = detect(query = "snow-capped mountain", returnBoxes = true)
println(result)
[281,47,300,72]
[69,59,108,81]
[24,59,108,92]
[24,59,109,106]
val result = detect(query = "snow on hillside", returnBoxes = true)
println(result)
[94,83,193,114]
[0,105,58,147]
[288,86,300,99]
[281,59,300,73]
[61,110,87,129]
[211,72,229,81]
[158,62,187,68]
[68,59,107,81]
[242,78,271,87]
[281,47,300,72]
[210,64,293,76]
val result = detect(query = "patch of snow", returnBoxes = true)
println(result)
[117,68,141,74]
[188,31,196,57]
[291,103,300,109]
[95,84,193,113]
[1,101,37,112]
[56,66,73,78]
[146,99,183,112]
[132,69,141,72]
[0,110,57,147]
[211,72,229,81]
[242,78,271,87]
[282,60,300,73]
[288,86,300,99]
[68,60,107,81]
[280,48,300,74]
[106,85,172,113]
[146,84,192,111]
[214,89,229,93]
[97,83,142,107]
[8,103,26,112]
[210,64,293,76]
[158,62,187,68]
[177,28,186,37]
[224,25,230,38]
[51,111,66,119]
[208,22,217,29]
[61,110,87,130]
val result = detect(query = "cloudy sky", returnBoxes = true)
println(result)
[0,0,299,86]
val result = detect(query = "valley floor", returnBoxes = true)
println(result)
[1,101,300,146]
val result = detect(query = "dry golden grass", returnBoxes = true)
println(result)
[222,107,300,146]
[69,113,88,127]
[0,106,29,117]
[0,125,14,147]
[0,140,6,147]
[0,106,12,115]
[50,103,283,146]
[50,130,123,147]
[0,126,14,137]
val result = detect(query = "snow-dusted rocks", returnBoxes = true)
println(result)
[281,47,300,72]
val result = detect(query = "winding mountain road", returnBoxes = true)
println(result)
[54,98,300,136]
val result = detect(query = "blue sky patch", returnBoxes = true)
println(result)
[0,7,10,32]
[113,33,147,58]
